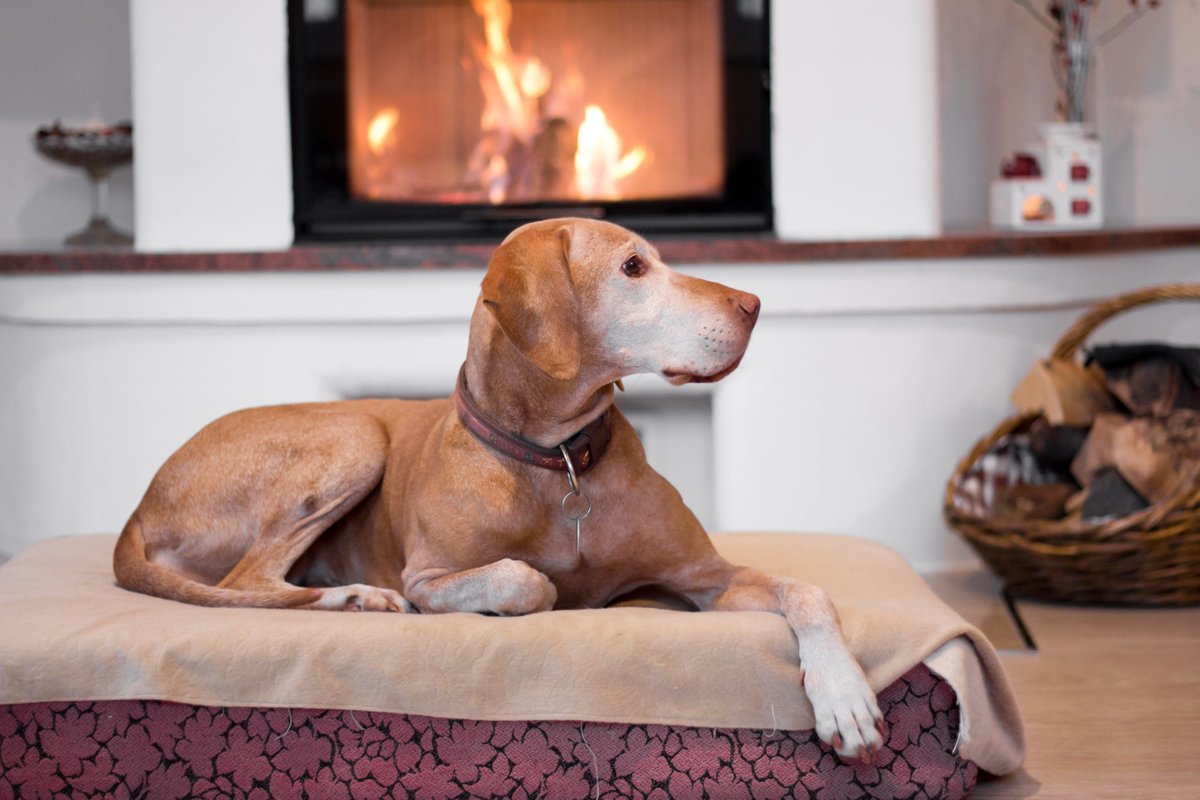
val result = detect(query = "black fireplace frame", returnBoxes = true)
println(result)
[288,0,772,241]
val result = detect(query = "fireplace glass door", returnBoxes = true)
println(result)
[290,0,770,239]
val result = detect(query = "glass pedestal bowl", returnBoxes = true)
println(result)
[34,121,133,247]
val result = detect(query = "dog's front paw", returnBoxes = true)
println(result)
[490,559,558,615]
[802,651,887,764]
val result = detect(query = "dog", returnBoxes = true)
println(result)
[113,218,886,761]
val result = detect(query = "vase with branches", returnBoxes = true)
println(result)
[1010,0,1161,123]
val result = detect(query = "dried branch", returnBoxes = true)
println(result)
[1096,2,1153,46]
[1009,0,1060,33]
[1051,46,1069,92]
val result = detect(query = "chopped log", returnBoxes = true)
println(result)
[1027,418,1090,472]
[1104,357,1200,416]
[1070,413,1131,486]
[1110,410,1200,503]
[1011,358,1117,425]
[1089,343,1200,416]
[994,482,1079,522]
[1081,467,1150,520]
[1071,410,1200,504]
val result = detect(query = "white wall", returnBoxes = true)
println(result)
[771,0,941,239]
[0,1,134,248]
[938,0,1200,229]
[1097,0,1200,226]
[2,251,1197,570]
[129,0,293,251]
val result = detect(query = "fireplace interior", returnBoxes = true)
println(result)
[290,0,771,239]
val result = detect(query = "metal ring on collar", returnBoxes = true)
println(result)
[559,444,581,495]
[561,488,592,522]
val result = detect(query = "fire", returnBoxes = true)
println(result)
[468,0,644,203]
[471,0,546,145]
[518,59,552,100]
[362,108,402,199]
[575,105,647,200]
[366,108,399,156]
[484,154,508,205]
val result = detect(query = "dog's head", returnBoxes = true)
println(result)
[480,218,760,385]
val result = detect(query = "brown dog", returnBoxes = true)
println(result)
[113,218,885,761]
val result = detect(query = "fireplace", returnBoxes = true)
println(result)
[289,0,771,240]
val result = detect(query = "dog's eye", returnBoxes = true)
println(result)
[621,255,646,278]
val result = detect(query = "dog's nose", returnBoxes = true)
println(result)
[736,292,761,320]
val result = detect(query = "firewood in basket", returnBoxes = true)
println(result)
[1080,467,1150,520]
[1088,343,1200,416]
[1064,486,1088,517]
[994,482,1079,522]
[1010,358,1117,426]
[1027,419,1091,472]
[1103,357,1200,417]
[1070,412,1131,487]
[1072,410,1200,505]
[1109,411,1200,504]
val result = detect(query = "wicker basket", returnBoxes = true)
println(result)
[944,283,1200,606]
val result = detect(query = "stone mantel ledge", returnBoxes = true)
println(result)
[1,226,1198,274]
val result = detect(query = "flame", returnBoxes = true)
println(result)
[367,108,399,156]
[466,0,646,203]
[617,145,647,180]
[362,108,402,199]
[518,58,552,100]
[472,0,541,144]
[575,105,646,199]
[484,154,508,205]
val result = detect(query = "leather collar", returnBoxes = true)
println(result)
[454,365,613,474]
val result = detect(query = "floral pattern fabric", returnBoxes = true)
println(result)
[0,664,975,799]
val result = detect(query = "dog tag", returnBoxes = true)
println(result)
[558,444,592,556]
[561,489,592,557]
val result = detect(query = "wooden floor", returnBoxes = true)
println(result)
[925,568,1200,800]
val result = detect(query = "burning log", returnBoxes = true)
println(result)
[528,118,576,199]
[466,0,644,204]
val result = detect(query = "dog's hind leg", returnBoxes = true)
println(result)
[216,484,408,613]
[117,406,405,611]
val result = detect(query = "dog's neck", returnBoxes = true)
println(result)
[463,315,618,450]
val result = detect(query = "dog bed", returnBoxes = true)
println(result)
[0,533,1024,798]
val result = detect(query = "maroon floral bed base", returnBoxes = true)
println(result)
[0,665,975,799]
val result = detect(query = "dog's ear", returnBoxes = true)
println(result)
[481,222,581,381]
